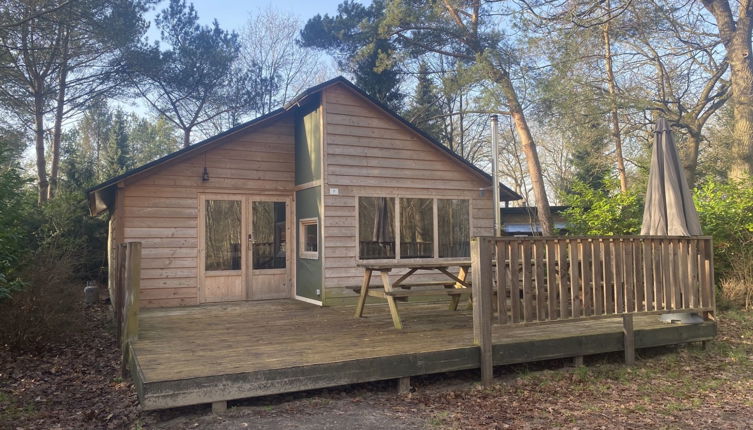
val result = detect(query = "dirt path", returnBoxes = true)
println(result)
[145,396,430,430]
[3,304,753,429]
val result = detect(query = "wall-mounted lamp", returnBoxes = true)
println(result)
[201,152,210,181]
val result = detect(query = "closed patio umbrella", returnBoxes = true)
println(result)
[642,118,704,324]
[372,197,393,255]
[640,118,702,236]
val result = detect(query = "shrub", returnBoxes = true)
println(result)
[0,179,107,350]
[0,144,33,301]
[694,178,753,308]
[0,245,86,351]
[560,178,643,236]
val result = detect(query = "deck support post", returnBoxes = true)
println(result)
[211,400,227,414]
[471,237,494,386]
[397,376,411,394]
[573,355,584,367]
[623,314,635,366]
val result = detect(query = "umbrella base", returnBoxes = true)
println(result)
[659,312,704,324]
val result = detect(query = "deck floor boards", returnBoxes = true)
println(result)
[131,299,716,410]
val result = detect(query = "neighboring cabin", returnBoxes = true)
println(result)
[88,77,521,308]
[501,206,569,236]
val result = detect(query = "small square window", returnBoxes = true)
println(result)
[299,218,318,259]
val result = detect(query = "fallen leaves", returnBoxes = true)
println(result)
[2,305,753,429]
[0,303,139,429]
[397,310,753,429]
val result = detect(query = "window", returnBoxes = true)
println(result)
[299,218,318,259]
[205,199,241,271]
[356,196,471,260]
[252,201,286,269]
[400,198,434,258]
[438,199,470,257]
[358,197,395,259]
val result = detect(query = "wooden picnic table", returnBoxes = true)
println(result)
[354,260,472,329]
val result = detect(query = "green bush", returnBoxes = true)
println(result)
[694,178,753,307]
[0,138,108,349]
[560,178,643,236]
[0,187,107,350]
[694,178,753,269]
[0,144,33,301]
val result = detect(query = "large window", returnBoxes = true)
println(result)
[357,196,471,260]
[358,197,395,259]
[205,200,241,271]
[438,199,470,258]
[400,198,434,258]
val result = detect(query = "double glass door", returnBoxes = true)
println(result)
[201,194,290,303]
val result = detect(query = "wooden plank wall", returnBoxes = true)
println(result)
[119,117,296,308]
[321,85,495,302]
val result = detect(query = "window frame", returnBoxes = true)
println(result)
[355,194,473,262]
[437,198,472,259]
[357,196,397,260]
[299,217,319,260]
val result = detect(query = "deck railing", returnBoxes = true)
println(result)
[113,241,141,376]
[470,236,715,384]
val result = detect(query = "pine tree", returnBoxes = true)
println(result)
[78,100,113,179]
[405,62,444,142]
[301,0,403,111]
[102,111,131,180]
[351,39,403,111]
[128,115,181,166]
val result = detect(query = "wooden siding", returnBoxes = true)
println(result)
[321,84,495,302]
[119,117,295,308]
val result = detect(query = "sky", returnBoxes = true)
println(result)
[120,0,349,116]
[147,0,347,38]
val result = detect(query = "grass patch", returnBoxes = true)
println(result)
[0,391,36,424]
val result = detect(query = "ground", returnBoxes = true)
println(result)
[2,303,752,430]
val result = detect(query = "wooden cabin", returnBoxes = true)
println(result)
[501,205,570,236]
[90,77,717,412]
[88,77,521,308]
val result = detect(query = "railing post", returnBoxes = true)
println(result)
[121,241,141,377]
[115,244,127,344]
[707,237,716,316]
[471,237,493,386]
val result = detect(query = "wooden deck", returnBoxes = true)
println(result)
[130,299,716,410]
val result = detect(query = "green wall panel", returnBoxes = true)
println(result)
[296,186,322,300]
[294,98,321,185]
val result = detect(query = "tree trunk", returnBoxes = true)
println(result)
[684,130,702,188]
[182,128,191,148]
[602,17,628,192]
[34,89,49,204]
[702,0,753,179]
[490,66,553,235]
[49,45,69,200]
[728,47,753,180]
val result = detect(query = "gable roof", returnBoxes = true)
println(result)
[87,76,521,214]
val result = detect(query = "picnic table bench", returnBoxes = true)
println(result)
[353,260,472,329]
